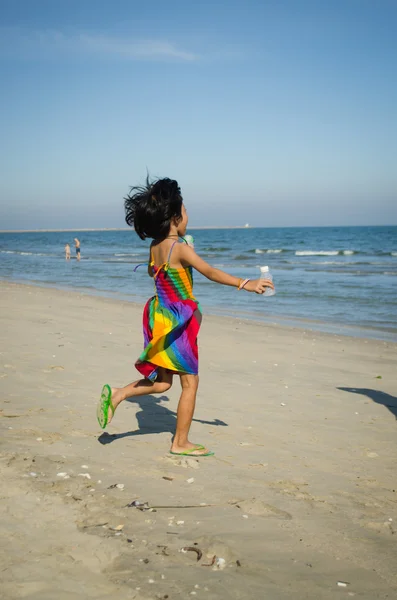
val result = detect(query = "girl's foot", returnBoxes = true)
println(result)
[106,387,124,424]
[170,441,214,457]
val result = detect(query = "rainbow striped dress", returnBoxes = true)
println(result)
[135,242,202,381]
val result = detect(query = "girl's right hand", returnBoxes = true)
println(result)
[244,278,275,294]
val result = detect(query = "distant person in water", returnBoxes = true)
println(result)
[64,243,71,261]
[74,238,81,261]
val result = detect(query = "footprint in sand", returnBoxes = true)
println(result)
[193,535,237,566]
[364,520,395,535]
[164,456,200,469]
[37,432,63,444]
[234,498,292,519]
[13,454,98,499]
[267,480,320,503]
[5,452,67,484]
[5,428,61,444]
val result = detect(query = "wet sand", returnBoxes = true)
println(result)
[1,281,396,600]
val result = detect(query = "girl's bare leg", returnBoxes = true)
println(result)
[108,368,173,424]
[170,374,211,455]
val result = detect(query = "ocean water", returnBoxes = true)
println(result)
[1,226,396,340]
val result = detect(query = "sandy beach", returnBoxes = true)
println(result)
[1,281,396,600]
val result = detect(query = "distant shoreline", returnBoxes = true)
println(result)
[0,224,394,233]
[0,226,252,233]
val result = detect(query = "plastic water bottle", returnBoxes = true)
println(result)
[184,234,194,248]
[260,266,276,296]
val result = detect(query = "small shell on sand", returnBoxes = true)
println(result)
[214,557,226,570]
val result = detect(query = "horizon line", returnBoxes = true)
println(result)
[0,224,395,234]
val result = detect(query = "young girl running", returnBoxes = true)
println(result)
[97,177,274,456]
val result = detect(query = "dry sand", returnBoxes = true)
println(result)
[0,281,396,600]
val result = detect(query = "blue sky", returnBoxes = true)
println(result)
[1,0,396,229]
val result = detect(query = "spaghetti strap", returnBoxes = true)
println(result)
[167,241,178,265]
[149,240,179,279]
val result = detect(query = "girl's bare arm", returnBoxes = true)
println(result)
[179,245,274,294]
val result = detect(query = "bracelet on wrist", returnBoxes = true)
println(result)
[238,278,250,290]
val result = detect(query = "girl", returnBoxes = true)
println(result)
[97,177,274,457]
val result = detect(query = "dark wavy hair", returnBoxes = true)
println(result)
[124,176,183,241]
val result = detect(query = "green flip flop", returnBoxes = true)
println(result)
[97,384,115,429]
[170,445,214,457]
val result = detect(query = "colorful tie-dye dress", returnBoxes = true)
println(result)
[135,242,202,381]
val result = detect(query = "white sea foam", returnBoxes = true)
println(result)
[114,253,140,256]
[295,250,339,256]
[1,250,61,257]
[1,250,33,255]
[391,252,397,257]
[255,248,283,254]
[343,250,355,255]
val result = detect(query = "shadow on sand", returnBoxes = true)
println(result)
[338,387,397,420]
[98,395,228,445]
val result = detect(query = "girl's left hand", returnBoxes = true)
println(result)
[244,278,275,294]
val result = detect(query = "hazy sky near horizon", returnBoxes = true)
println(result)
[1,0,396,229]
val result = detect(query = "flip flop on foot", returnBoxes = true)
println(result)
[170,446,214,457]
[97,384,115,429]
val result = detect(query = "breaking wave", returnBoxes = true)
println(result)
[295,250,358,256]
